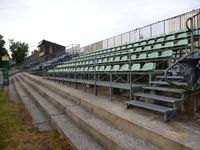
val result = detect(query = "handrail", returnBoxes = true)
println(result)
[164,50,200,91]
[186,11,200,31]
[186,11,200,52]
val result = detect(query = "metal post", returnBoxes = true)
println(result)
[94,55,97,96]
[150,24,152,38]
[191,18,194,51]
[75,61,77,89]
[129,51,132,100]
[110,72,112,100]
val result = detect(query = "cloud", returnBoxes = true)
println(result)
[0,0,199,55]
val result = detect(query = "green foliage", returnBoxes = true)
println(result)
[9,39,29,65]
[0,35,9,68]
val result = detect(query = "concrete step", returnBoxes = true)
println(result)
[12,75,53,131]
[66,105,158,150]
[15,74,105,150]
[150,81,188,86]
[16,75,64,118]
[143,86,187,93]
[19,74,158,150]
[9,77,20,103]
[18,75,77,112]
[52,114,104,150]
[23,73,200,150]
[134,92,182,103]
[156,76,184,79]
[126,100,174,113]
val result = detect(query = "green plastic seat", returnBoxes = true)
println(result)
[129,48,135,53]
[178,28,188,33]
[166,35,175,41]
[107,49,112,52]
[137,53,147,60]
[88,67,94,72]
[97,66,104,71]
[127,44,133,49]
[175,39,188,46]
[114,56,121,62]
[168,31,176,35]
[140,63,155,71]
[160,50,173,57]
[97,59,102,63]
[143,46,151,51]
[120,55,128,61]
[116,47,121,51]
[111,65,120,72]
[162,41,174,48]
[131,64,141,71]
[148,39,155,44]
[152,43,162,50]
[119,64,129,71]
[108,57,114,62]
[131,54,137,60]
[135,47,142,52]
[111,48,116,51]
[84,67,88,72]
[72,68,76,72]
[159,33,166,37]
[148,52,159,59]
[140,41,146,46]
[76,68,80,72]
[121,46,126,49]
[95,66,99,71]
[102,58,108,63]
[133,43,139,47]
[105,65,112,72]
[80,67,84,72]
[177,33,187,39]
[156,37,164,43]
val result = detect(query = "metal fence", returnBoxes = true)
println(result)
[82,8,200,52]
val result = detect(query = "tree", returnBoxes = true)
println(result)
[9,39,29,65]
[0,34,9,68]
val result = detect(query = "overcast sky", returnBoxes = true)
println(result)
[0,0,200,55]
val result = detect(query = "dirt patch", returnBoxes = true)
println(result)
[0,90,72,150]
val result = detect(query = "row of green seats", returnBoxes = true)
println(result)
[78,29,188,58]
[56,50,172,68]
[61,46,175,65]
[76,38,187,62]
[49,62,155,73]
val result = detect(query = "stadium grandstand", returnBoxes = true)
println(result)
[40,9,200,121]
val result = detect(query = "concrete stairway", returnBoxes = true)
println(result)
[14,73,159,150]
[13,74,104,150]
[11,72,200,150]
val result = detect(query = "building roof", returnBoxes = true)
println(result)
[38,39,65,48]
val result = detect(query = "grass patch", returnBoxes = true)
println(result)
[0,90,72,150]
[0,91,24,149]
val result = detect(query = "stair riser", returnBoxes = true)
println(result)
[11,77,21,103]
[51,118,77,150]
[15,74,105,150]
[23,73,191,150]
[20,75,66,112]
[16,76,52,120]
[65,108,122,150]
[24,74,81,105]
[22,75,123,149]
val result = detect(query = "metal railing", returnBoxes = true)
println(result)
[83,8,200,52]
